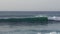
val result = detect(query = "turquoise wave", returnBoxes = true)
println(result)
[0,17,48,22]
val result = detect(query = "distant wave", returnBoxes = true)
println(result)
[0,17,48,22]
[0,15,59,22]
[0,15,60,25]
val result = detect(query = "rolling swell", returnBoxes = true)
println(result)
[0,17,49,25]
[0,16,60,25]
[0,17,48,22]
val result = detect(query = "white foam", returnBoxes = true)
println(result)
[35,15,47,17]
[49,32,57,34]
[37,32,41,34]
[48,16,60,20]
[37,32,58,34]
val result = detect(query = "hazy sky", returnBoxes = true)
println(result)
[0,0,60,11]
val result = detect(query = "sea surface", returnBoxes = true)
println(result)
[0,11,60,34]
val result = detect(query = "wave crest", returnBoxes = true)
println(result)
[34,15,47,17]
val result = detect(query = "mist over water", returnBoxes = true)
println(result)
[0,11,60,34]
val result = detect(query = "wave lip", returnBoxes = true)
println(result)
[35,15,47,17]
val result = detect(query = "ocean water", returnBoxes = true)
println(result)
[0,11,60,34]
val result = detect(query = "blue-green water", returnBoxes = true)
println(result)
[0,11,60,34]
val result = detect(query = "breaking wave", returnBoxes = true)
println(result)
[0,15,60,22]
[0,17,48,22]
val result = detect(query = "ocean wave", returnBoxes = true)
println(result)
[0,17,48,22]
[0,15,60,22]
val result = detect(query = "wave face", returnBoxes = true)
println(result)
[0,17,48,22]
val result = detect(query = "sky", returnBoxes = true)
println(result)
[0,0,60,11]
